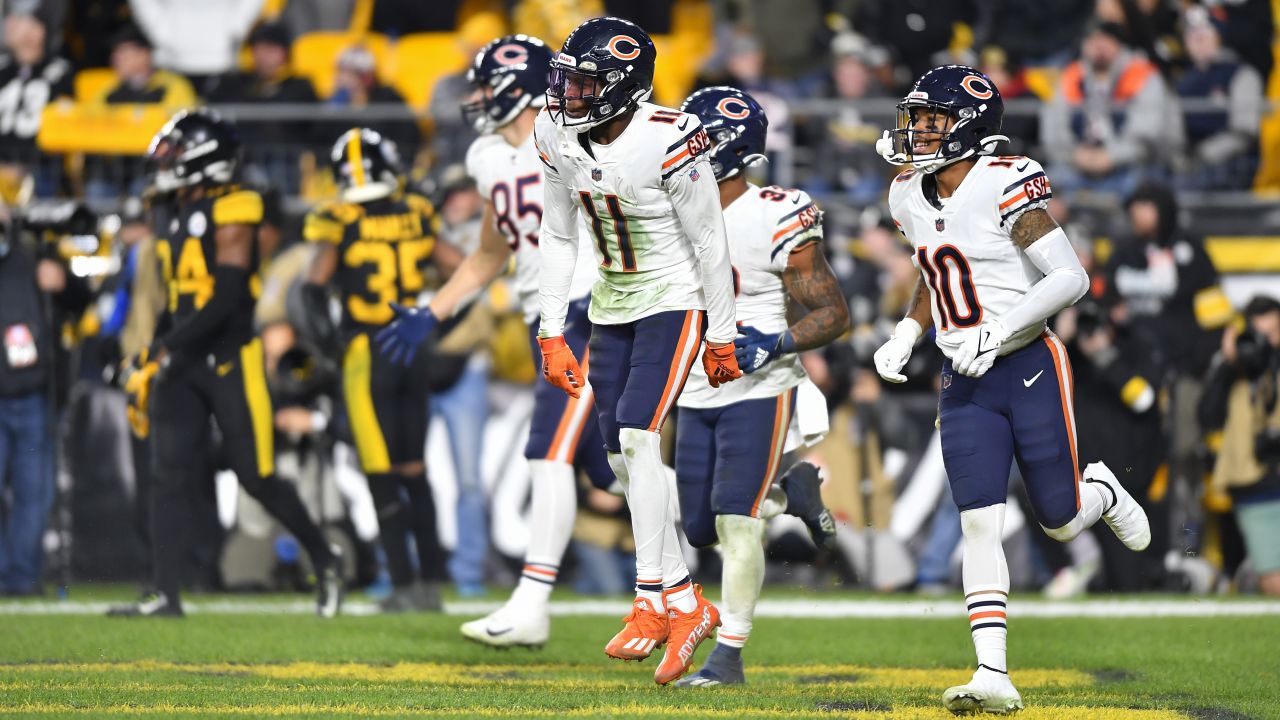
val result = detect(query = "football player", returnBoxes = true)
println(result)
[672,87,848,687]
[109,110,343,618]
[540,17,740,685]
[301,128,464,612]
[873,65,1151,714]
[378,34,611,644]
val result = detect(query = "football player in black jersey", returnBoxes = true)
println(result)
[301,128,463,611]
[110,109,343,618]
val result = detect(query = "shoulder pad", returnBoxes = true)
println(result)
[212,189,264,226]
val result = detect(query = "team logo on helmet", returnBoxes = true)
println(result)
[716,97,751,119]
[606,35,641,60]
[960,75,993,100]
[493,43,529,66]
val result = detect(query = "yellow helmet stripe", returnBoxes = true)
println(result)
[347,129,366,187]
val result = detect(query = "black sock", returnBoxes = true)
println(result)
[242,474,335,568]
[400,470,447,582]
[367,473,414,587]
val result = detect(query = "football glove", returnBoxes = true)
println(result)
[702,341,742,388]
[952,318,1009,378]
[122,350,160,439]
[733,325,795,374]
[538,335,583,399]
[375,303,437,366]
[873,318,921,384]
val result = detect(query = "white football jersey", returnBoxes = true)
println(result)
[465,132,596,323]
[680,184,821,408]
[888,155,1054,359]
[534,102,737,343]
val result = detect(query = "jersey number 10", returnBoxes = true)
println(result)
[917,245,982,330]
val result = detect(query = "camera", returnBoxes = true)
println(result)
[1234,327,1274,382]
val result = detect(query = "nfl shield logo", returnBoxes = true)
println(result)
[935,217,946,232]
[591,167,602,181]
[689,167,700,182]
[941,372,952,389]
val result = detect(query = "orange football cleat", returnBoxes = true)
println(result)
[604,597,669,661]
[654,585,721,685]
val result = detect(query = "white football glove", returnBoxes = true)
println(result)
[952,318,1010,378]
[874,318,922,384]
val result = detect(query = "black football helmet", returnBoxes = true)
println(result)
[680,86,768,181]
[877,65,1007,173]
[147,109,242,191]
[462,34,552,134]
[330,127,402,202]
[546,16,656,131]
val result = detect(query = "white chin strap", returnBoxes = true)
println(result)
[876,132,1009,174]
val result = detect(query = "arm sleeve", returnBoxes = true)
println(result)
[998,226,1089,335]
[535,129,579,338]
[665,153,737,344]
[157,264,249,355]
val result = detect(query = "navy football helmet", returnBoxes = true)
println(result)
[680,86,768,181]
[462,34,552,134]
[546,16,656,131]
[330,127,402,202]
[147,109,242,191]
[877,65,1008,173]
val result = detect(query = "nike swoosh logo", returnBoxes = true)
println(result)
[485,627,513,637]
[1016,161,1029,172]
[792,194,801,204]
[976,331,998,357]
[677,117,689,131]
[1023,370,1044,387]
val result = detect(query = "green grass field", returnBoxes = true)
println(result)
[1,590,1277,719]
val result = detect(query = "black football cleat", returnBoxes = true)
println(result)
[780,462,838,551]
[107,591,184,618]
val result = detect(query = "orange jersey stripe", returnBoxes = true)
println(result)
[772,218,804,242]
[661,146,691,170]
[751,391,792,517]
[523,565,558,578]
[998,191,1027,210]
[546,350,592,463]
[1043,332,1082,509]
[648,311,701,432]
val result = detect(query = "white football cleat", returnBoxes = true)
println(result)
[1084,462,1151,551]
[943,666,1024,715]
[460,602,549,649]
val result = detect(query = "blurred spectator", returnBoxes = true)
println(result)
[1094,0,1180,72]
[129,0,263,94]
[326,45,419,161]
[83,26,196,201]
[425,15,507,172]
[1101,183,1228,377]
[369,0,461,36]
[512,0,602,47]
[278,0,355,39]
[1209,0,1273,81]
[0,212,91,596]
[1174,6,1263,191]
[1058,298,1168,591]
[978,46,1038,155]
[97,25,195,107]
[800,33,891,205]
[855,0,973,85]
[207,22,320,193]
[0,9,72,197]
[971,0,1093,68]
[1199,296,1280,596]
[722,0,845,82]
[1040,20,1182,196]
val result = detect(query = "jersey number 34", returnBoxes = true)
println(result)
[917,244,982,330]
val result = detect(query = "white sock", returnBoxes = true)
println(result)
[960,504,1009,674]
[660,464,698,613]
[716,514,765,648]
[512,459,577,604]
[1041,480,1109,542]
[611,443,666,609]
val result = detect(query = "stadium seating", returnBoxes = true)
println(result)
[389,33,470,110]
[291,32,394,99]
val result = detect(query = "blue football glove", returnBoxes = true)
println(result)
[375,303,438,366]
[733,325,796,374]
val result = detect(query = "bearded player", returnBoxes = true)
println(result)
[873,65,1151,714]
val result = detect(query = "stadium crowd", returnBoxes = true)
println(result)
[0,0,1278,606]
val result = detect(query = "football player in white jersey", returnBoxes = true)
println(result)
[377,35,607,648]
[873,65,1151,714]
[670,87,848,687]
[536,17,742,685]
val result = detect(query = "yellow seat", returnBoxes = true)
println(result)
[74,68,118,103]
[38,102,172,155]
[652,1,714,106]
[291,31,393,99]
[389,33,470,111]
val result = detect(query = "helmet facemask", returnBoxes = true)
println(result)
[546,60,649,132]
[881,99,1006,174]
[707,125,766,182]
[462,71,539,134]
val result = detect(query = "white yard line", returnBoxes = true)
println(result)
[1,597,1278,617]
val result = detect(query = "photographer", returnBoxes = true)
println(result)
[0,209,90,596]
[1059,299,1168,591]
[1198,296,1280,596]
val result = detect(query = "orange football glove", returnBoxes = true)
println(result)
[538,335,583,399]
[702,341,742,388]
